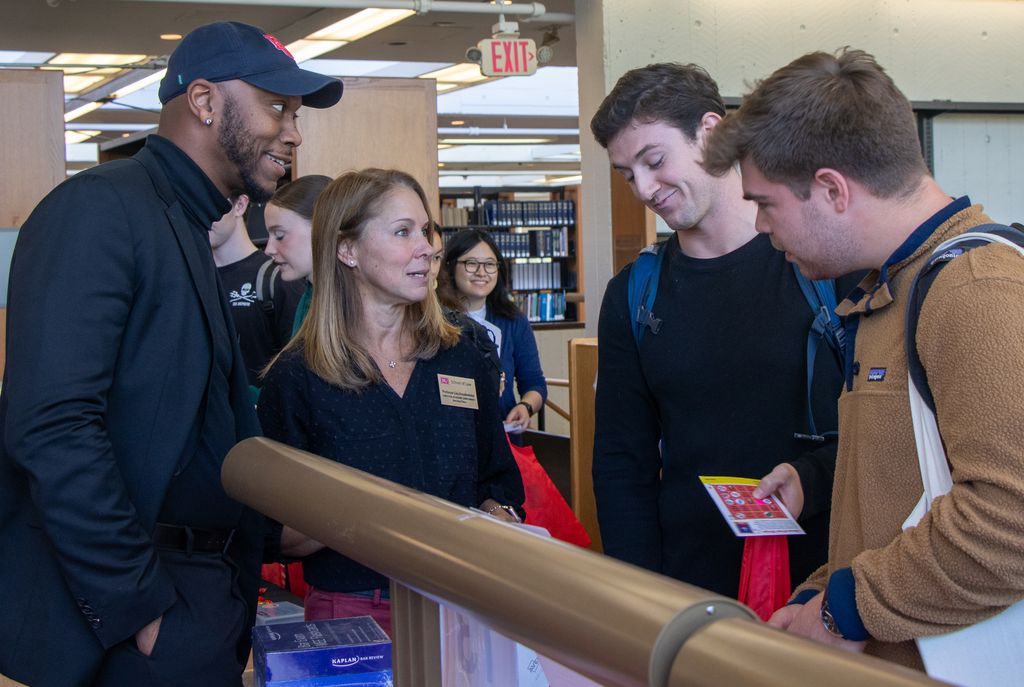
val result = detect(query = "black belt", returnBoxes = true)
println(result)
[152,523,235,555]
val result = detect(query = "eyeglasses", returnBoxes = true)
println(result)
[457,259,498,274]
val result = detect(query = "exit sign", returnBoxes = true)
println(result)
[478,38,538,76]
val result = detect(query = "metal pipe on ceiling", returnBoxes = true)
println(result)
[123,0,574,24]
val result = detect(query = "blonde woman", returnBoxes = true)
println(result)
[258,169,524,634]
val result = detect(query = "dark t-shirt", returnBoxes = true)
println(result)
[218,251,305,387]
[593,233,851,597]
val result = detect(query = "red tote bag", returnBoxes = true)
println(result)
[506,437,592,548]
[738,535,790,621]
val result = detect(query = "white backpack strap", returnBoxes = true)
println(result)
[903,230,1024,530]
[903,374,954,529]
[933,231,1024,258]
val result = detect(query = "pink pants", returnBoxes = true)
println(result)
[303,586,392,636]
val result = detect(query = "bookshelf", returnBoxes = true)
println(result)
[439,186,583,325]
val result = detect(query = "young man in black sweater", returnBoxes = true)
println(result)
[210,194,305,389]
[589,63,848,597]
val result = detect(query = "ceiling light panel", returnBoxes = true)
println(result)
[64,101,103,123]
[48,53,147,74]
[439,138,552,145]
[109,69,167,99]
[309,8,414,42]
[63,74,106,93]
[420,63,487,84]
[65,130,101,144]
[285,39,349,64]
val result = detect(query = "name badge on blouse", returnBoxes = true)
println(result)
[437,374,479,410]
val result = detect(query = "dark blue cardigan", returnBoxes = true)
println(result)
[488,309,548,417]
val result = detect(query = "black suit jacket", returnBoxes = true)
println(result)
[0,145,261,686]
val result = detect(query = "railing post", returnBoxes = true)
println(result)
[390,581,442,686]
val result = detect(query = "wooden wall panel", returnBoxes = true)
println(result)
[568,337,601,552]
[610,169,656,273]
[0,70,64,228]
[293,77,439,216]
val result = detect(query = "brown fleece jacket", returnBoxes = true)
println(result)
[794,205,1024,669]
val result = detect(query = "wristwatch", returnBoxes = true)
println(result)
[819,592,845,639]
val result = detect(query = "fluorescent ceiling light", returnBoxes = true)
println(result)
[287,8,414,63]
[110,69,166,99]
[299,59,446,78]
[286,39,348,63]
[160,33,182,41]
[65,130,101,144]
[420,63,487,85]
[64,101,103,122]
[48,53,147,73]
[437,127,578,136]
[63,74,106,93]
[545,174,583,185]
[309,8,414,42]
[439,137,553,145]
[65,123,157,132]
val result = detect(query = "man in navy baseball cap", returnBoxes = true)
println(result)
[159,21,343,108]
[0,21,343,687]
[156,20,343,206]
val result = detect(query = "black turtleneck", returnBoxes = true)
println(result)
[146,135,243,528]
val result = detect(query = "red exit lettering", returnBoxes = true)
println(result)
[481,38,536,76]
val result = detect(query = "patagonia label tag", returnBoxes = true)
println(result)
[867,367,887,382]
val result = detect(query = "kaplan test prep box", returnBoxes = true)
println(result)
[252,616,392,687]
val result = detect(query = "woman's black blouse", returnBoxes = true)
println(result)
[258,335,525,593]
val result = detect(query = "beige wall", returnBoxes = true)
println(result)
[599,0,1024,104]
[533,326,581,436]
[576,0,1024,327]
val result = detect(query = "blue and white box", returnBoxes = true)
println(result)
[252,616,392,686]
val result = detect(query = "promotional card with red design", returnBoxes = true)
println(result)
[699,476,805,537]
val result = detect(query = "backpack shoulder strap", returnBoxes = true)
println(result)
[792,266,845,360]
[792,266,846,441]
[627,241,668,346]
[254,258,278,315]
[906,223,1024,413]
[447,309,502,380]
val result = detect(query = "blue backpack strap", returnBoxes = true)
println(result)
[627,241,668,346]
[906,223,1024,414]
[792,265,845,441]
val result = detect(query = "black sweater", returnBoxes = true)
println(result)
[258,336,524,592]
[593,233,847,597]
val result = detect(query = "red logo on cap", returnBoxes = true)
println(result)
[263,34,294,60]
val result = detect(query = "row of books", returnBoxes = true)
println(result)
[439,205,472,227]
[482,200,576,227]
[509,260,562,291]
[489,228,569,259]
[513,291,567,322]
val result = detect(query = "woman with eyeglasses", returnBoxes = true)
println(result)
[258,171,524,634]
[440,229,547,434]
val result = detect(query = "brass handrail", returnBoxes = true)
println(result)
[544,397,570,420]
[223,437,940,687]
